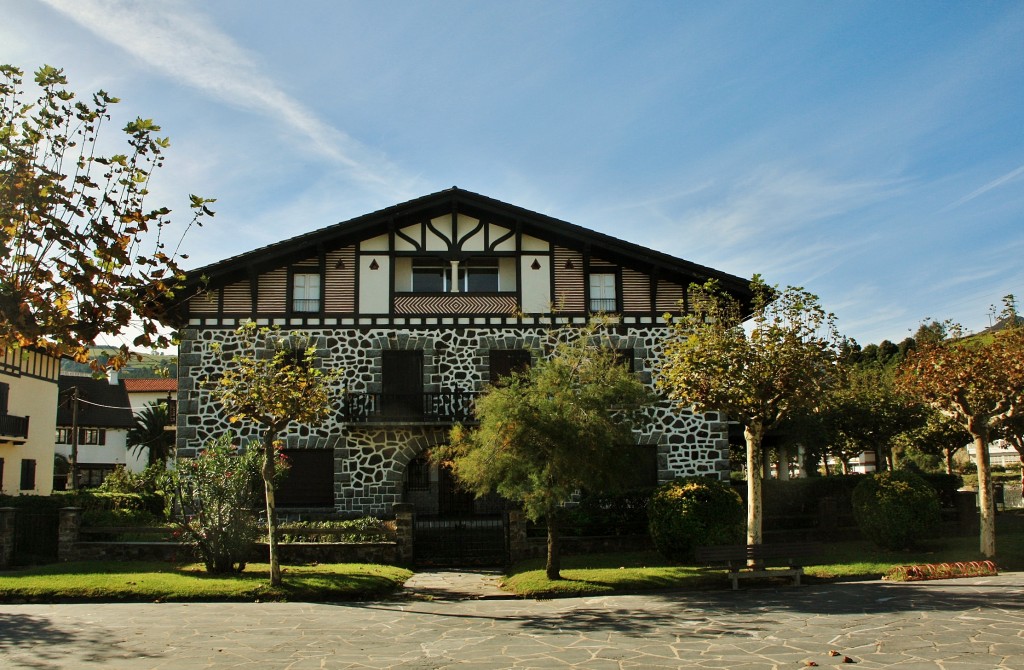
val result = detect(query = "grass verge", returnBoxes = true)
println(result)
[503,515,1024,598]
[0,562,412,603]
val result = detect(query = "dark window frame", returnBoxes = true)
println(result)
[19,458,36,491]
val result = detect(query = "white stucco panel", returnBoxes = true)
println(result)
[520,255,551,314]
[359,256,390,313]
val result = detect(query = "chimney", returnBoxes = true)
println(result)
[108,369,119,385]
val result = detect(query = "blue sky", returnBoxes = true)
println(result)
[4,1,1023,345]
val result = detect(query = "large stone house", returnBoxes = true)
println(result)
[168,188,751,517]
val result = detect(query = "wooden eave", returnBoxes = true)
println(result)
[168,187,753,318]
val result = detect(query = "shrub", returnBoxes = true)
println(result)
[561,487,654,536]
[164,436,266,574]
[852,470,941,550]
[648,477,744,562]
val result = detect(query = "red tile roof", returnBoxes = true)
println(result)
[123,378,177,392]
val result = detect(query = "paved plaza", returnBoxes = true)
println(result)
[1,572,1022,669]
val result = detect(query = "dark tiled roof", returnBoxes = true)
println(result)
[57,375,135,428]
[175,187,753,303]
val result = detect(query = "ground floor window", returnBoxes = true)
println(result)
[77,464,117,488]
[275,449,334,507]
[19,459,36,490]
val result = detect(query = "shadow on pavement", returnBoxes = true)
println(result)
[0,612,163,669]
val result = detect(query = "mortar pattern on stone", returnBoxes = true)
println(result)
[177,326,730,515]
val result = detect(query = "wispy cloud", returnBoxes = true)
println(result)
[942,164,1024,212]
[41,0,415,199]
[644,166,903,282]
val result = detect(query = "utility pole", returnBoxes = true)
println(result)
[70,386,79,491]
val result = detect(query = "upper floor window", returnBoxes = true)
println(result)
[0,382,8,414]
[292,273,321,313]
[589,273,617,312]
[460,259,500,292]
[56,428,106,445]
[411,258,449,292]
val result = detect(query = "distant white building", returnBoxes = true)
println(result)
[967,441,1021,469]
[55,372,142,488]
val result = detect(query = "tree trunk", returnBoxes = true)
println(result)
[545,509,561,580]
[745,421,765,551]
[969,420,996,558]
[263,430,282,587]
[945,448,955,475]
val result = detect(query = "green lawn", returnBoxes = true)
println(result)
[0,562,412,602]
[502,514,1024,598]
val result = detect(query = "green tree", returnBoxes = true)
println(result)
[902,409,971,475]
[0,64,212,369]
[897,304,1024,557]
[438,322,653,580]
[826,363,926,471]
[126,402,176,467]
[659,277,843,547]
[208,322,339,586]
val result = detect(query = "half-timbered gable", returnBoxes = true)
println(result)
[170,188,751,518]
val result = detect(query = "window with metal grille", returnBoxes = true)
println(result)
[589,273,617,312]
[405,455,431,492]
[292,272,321,312]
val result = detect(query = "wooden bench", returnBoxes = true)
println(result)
[694,542,818,590]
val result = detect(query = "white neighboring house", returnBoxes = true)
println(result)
[55,372,142,488]
[967,440,1021,469]
[123,377,177,418]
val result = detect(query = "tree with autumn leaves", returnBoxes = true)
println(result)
[897,302,1024,558]
[1,64,212,368]
[658,277,844,547]
[208,322,340,586]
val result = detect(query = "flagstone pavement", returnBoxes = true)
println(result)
[0,572,1022,669]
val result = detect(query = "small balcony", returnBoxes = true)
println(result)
[0,413,30,443]
[340,391,478,424]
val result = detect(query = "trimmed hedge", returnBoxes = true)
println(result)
[0,490,164,523]
[648,477,744,562]
[852,470,941,550]
[742,473,963,517]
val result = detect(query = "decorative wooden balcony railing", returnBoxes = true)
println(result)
[0,413,30,441]
[340,391,478,424]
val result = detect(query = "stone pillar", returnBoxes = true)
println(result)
[58,507,83,562]
[507,509,529,564]
[0,507,15,569]
[392,503,414,566]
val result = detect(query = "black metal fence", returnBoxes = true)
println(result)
[413,515,508,567]
[12,509,59,565]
